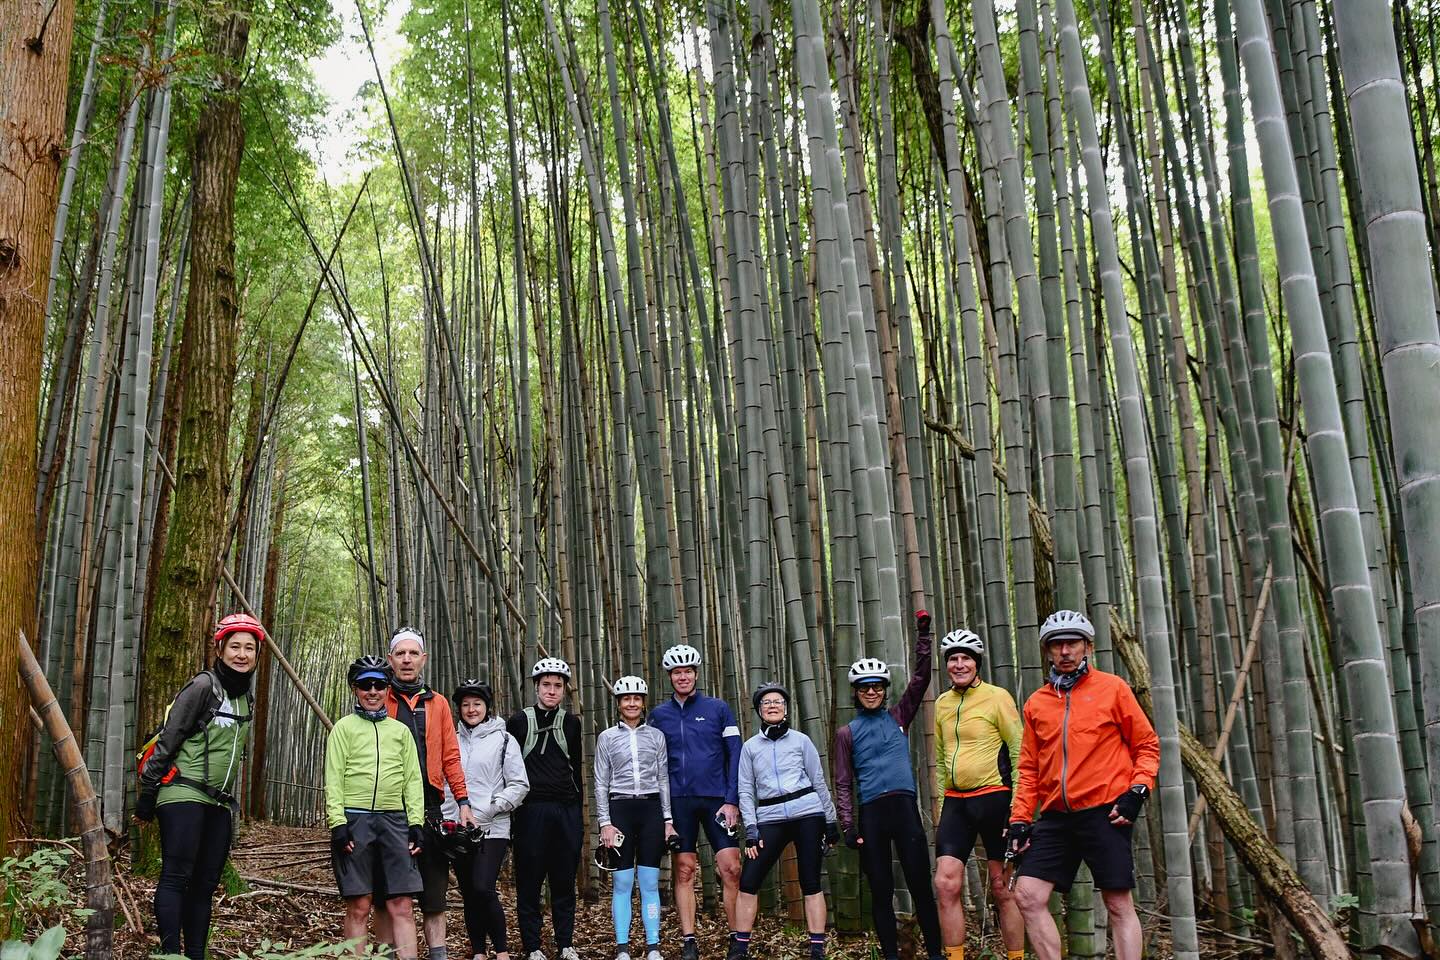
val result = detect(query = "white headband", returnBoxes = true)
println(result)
[389,629,425,652]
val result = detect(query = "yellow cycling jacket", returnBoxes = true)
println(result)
[934,680,1023,798]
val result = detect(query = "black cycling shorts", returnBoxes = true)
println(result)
[740,815,825,896]
[1015,804,1135,892]
[670,795,739,854]
[934,790,1010,863]
[333,811,422,900]
[609,795,666,869]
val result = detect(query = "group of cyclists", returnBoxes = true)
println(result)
[136,605,1160,960]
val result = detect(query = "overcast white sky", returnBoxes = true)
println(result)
[307,2,411,181]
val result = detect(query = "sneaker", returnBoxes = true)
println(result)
[646,950,663,960]
[616,951,632,960]
[725,937,747,960]
[681,940,699,960]
[561,950,581,960]
[529,952,549,960]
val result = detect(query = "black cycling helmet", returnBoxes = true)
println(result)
[593,843,623,872]
[348,654,391,687]
[752,682,790,713]
[452,678,493,712]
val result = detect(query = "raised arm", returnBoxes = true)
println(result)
[893,610,933,729]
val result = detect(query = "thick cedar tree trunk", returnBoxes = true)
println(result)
[0,0,77,844]
[141,6,251,734]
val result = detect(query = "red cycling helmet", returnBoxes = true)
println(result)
[214,612,265,647]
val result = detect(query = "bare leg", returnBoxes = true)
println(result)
[715,848,741,930]
[803,893,827,934]
[376,905,394,946]
[1101,888,1142,960]
[423,912,446,954]
[985,861,1025,954]
[1013,877,1060,960]
[674,853,700,934]
[387,895,420,959]
[933,855,967,947]
[735,892,759,933]
[344,896,374,956]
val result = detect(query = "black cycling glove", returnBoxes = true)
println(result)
[408,824,424,852]
[1113,785,1150,822]
[1005,821,1031,858]
[331,823,351,857]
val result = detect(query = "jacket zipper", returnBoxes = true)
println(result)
[948,686,969,791]
[1059,688,1072,811]
[372,721,381,811]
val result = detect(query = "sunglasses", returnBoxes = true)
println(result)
[355,679,389,691]
[856,683,886,693]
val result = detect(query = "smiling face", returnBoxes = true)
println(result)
[354,679,389,711]
[669,665,697,698]
[459,694,487,725]
[618,693,646,722]
[1046,635,1091,674]
[757,693,787,724]
[388,639,426,683]
[536,674,566,709]
[947,651,978,688]
[854,681,887,709]
[219,632,259,673]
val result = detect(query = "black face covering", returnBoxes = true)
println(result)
[392,676,424,695]
[761,718,790,741]
[213,659,254,697]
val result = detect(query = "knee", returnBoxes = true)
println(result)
[346,896,372,921]
[675,856,698,885]
[716,853,741,886]
[988,872,1010,904]
[933,865,963,903]
[637,866,660,892]
[387,896,413,919]
[1101,889,1136,918]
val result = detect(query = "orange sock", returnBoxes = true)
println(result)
[945,946,964,960]
[1008,952,1025,960]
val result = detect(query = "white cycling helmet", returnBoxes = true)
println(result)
[662,644,702,671]
[531,657,573,680]
[848,657,891,686]
[1040,609,1095,645]
[613,675,649,697]
[941,628,985,663]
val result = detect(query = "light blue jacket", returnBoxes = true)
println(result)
[738,728,837,838]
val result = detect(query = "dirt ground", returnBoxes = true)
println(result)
[54,822,1185,959]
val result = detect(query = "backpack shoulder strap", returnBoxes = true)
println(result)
[522,706,539,757]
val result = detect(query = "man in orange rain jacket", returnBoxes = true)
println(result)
[1006,609,1159,960]
[376,627,473,960]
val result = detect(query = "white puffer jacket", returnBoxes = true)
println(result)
[441,717,530,838]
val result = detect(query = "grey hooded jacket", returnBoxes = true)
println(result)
[441,716,530,838]
[593,720,672,827]
[738,728,837,838]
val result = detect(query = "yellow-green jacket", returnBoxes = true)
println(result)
[934,680,1023,798]
[324,712,425,828]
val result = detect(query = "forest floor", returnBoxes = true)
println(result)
[48,823,1195,959]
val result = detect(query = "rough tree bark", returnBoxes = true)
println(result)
[0,0,77,846]
[142,3,252,733]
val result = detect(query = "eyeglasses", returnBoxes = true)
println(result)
[355,679,389,691]
[758,698,786,707]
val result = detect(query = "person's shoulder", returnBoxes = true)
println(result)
[978,680,1019,708]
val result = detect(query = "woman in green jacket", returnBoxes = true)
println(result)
[136,612,261,960]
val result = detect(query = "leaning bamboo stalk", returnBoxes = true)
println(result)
[18,631,113,960]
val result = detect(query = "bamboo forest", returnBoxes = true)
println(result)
[3,0,1440,955]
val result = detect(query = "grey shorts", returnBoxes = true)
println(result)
[332,811,422,900]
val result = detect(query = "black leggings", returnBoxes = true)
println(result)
[740,814,825,896]
[155,801,233,960]
[455,837,511,955]
[858,793,942,958]
[608,795,666,869]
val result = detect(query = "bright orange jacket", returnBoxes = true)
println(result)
[386,687,468,803]
[1009,666,1158,822]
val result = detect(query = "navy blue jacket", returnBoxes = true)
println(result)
[648,691,742,805]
